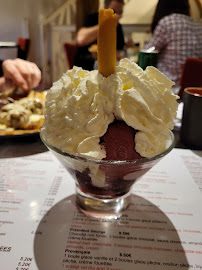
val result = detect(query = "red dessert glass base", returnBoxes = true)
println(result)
[40,130,175,219]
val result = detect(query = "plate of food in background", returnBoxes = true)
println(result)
[0,88,47,138]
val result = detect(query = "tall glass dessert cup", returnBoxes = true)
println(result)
[40,130,174,219]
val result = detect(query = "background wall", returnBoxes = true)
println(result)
[0,0,64,66]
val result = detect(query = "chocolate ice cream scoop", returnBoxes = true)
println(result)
[101,120,142,161]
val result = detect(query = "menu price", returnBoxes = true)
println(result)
[0,149,202,270]
[16,257,33,270]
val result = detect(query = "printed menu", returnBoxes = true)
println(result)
[0,148,202,270]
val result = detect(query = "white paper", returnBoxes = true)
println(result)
[174,102,184,130]
[0,149,202,270]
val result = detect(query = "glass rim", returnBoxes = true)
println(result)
[184,87,202,97]
[40,129,175,165]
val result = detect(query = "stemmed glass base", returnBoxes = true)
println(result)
[75,186,131,220]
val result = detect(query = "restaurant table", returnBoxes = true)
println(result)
[0,132,202,270]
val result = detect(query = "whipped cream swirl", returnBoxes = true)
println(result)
[42,58,178,158]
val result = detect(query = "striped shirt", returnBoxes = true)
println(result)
[145,13,202,84]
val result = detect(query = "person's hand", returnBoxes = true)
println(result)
[125,39,134,48]
[2,58,41,92]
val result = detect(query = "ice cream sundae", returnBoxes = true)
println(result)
[41,9,178,218]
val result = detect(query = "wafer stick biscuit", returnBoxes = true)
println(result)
[98,9,117,77]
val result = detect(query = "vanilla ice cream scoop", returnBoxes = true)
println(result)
[42,58,178,159]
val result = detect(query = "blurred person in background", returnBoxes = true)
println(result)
[144,0,202,85]
[0,58,41,93]
[75,0,129,71]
